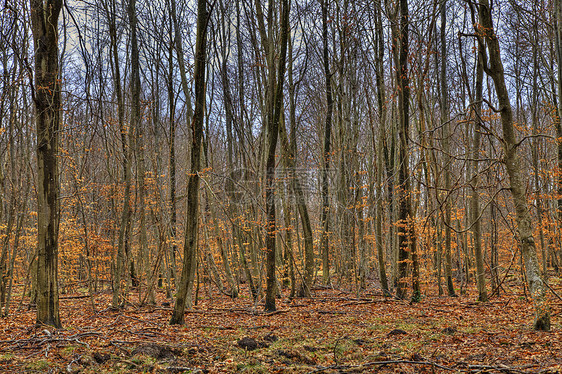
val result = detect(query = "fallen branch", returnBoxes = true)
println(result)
[59,294,93,300]
[307,359,455,373]
[1,332,101,350]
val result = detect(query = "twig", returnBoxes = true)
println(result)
[164,366,199,373]
[464,363,527,373]
[66,355,82,373]
[541,277,562,303]
[342,300,377,306]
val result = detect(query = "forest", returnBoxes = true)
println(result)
[1,0,562,372]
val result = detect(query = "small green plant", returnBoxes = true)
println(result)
[236,358,266,373]
[131,354,156,366]
[0,353,14,360]
[26,359,49,371]
[61,344,79,357]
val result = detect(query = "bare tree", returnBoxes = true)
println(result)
[475,0,550,330]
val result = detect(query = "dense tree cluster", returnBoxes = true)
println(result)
[1,0,560,330]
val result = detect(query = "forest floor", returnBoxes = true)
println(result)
[1,280,562,373]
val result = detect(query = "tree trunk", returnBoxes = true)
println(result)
[264,0,290,312]
[373,3,390,295]
[476,0,550,331]
[107,0,132,308]
[554,0,562,265]
[287,31,314,297]
[279,110,314,297]
[320,0,334,285]
[170,0,209,325]
[31,0,63,328]
[394,0,417,301]
[440,0,455,297]
[128,0,151,304]
[167,35,178,293]
[471,44,487,302]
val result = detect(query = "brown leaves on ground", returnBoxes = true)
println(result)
[0,287,561,373]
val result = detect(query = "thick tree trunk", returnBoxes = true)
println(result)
[31,0,63,328]
[477,0,549,330]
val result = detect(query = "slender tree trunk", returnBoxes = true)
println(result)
[440,1,455,297]
[217,0,239,299]
[554,0,562,261]
[471,44,487,302]
[128,0,151,304]
[529,9,547,279]
[167,38,178,293]
[373,3,390,295]
[106,0,132,308]
[279,110,314,297]
[170,0,209,325]
[287,32,314,297]
[264,0,289,312]
[320,0,333,285]
[394,0,417,301]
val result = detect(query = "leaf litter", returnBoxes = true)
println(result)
[0,286,560,373]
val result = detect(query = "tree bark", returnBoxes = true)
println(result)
[31,0,63,328]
